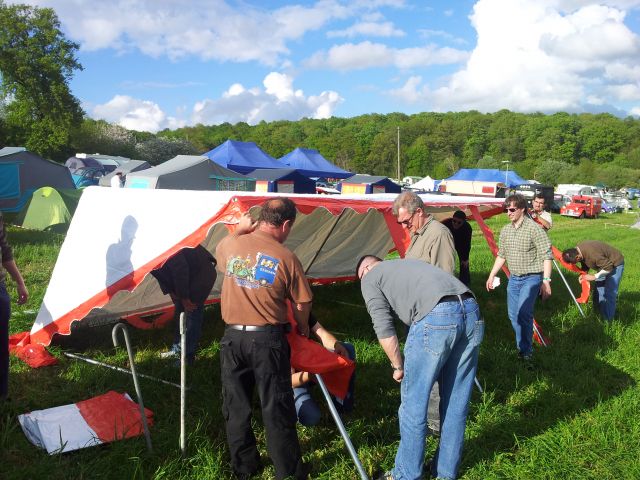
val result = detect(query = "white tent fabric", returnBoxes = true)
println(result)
[410,176,436,191]
[29,187,504,346]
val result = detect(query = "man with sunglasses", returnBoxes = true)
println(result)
[392,191,456,437]
[356,256,483,480]
[442,210,473,286]
[486,194,553,363]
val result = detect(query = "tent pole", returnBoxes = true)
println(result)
[112,323,153,453]
[314,373,368,480]
[180,312,187,456]
[553,259,586,318]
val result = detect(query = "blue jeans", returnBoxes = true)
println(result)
[392,296,484,480]
[293,342,356,426]
[507,273,542,356]
[593,263,624,321]
[169,300,204,364]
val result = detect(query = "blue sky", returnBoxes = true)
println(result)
[12,0,640,132]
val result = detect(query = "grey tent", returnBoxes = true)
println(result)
[1,148,75,213]
[99,160,152,187]
[125,155,248,190]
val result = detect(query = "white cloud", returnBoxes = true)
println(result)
[630,106,640,116]
[389,0,640,115]
[12,0,407,65]
[92,95,184,132]
[327,21,405,38]
[192,73,343,125]
[418,29,467,45]
[305,41,469,71]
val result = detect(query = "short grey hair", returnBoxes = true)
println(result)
[392,191,425,216]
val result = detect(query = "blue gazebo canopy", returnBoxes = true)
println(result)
[278,147,352,179]
[203,140,286,174]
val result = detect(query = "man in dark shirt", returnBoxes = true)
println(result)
[442,210,472,286]
[562,241,624,321]
[151,245,217,365]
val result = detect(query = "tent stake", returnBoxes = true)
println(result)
[314,373,369,480]
[112,323,153,453]
[179,312,187,456]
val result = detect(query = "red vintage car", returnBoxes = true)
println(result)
[560,195,602,218]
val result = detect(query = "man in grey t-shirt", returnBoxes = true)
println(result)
[358,256,483,480]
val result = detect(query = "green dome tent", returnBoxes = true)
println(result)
[14,187,83,233]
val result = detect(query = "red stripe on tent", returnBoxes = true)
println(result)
[76,391,153,442]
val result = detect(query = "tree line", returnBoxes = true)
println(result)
[2,1,639,188]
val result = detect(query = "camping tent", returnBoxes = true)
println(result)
[278,148,352,179]
[338,175,402,194]
[125,155,247,190]
[14,187,83,233]
[0,149,75,213]
[99,160,152,187]
[203,140,286,174]
[444,168,526,187]
[26,188,504,346]
[77,154,129,173]
[65,156,104,174]
[409,176,438,192]
[251,168,316,194]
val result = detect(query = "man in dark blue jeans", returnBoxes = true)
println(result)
[358,255,484,480]
[152,245,217,366]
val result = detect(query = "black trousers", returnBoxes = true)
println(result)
[220,327,305,480]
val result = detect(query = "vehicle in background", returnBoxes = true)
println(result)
[556,184,602,197]
[620,187,639,199]
[604,193,632,211]
[600,198,621,214]
[512,183,554,208]
[551,193,572,213]
[560,195,602,218]
[402,176,423,186]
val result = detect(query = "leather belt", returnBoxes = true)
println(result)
[439,292,474,303]
[225,323,292,333]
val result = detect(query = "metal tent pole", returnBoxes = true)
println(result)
[553,259,586,318]
[314,373,368,480]
[179,312,187,456]
[112,323,153,453]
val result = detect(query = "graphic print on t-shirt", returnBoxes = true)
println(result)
[225,252,280,289]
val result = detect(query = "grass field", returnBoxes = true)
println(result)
[2,211,640,479]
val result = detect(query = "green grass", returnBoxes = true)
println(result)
[2,211,640,479]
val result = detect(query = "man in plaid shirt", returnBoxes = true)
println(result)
[486,194,553,362]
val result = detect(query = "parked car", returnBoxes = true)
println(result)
[604,194,632,211]
[560,195,602,218]
[600,198,620,214]
[551,193,571,213]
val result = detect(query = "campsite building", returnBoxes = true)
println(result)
[203,140,286,174]
[0,147,75,212]
[250,168,316,194]
[338,174,402,194]
[278,148,352,179]
[125,155,250,190]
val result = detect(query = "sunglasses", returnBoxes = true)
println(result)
[504,207,518,213]
[397,211,418,226]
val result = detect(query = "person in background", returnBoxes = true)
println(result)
[357,256,483,480]
[291,313,355,426]
[392,190,456,436]
[562,241,624,321]
[111,171,124,188]
[442,210,473,286]
[1,213,28,401]
[486,194,553,363]
[529,193,552,230]
[152,245,217,366]
[216,198,311,480]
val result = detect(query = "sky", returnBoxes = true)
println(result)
[10,0,640,132]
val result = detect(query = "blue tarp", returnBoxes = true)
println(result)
[249,168,315,194]
[278,148,352,179]
[445,168,526,187]
[203,140,286,174]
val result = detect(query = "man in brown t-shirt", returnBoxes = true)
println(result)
[215,197,312,480]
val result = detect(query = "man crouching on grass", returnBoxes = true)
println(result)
[357,255,484,480]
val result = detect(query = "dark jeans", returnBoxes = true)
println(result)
[220,326,306,480]
[1,283,10,398]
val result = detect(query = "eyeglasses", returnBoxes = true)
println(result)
[397,211,417,227]
[504,207,518,213]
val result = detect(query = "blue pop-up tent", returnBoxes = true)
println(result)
[203,140,286,174]
[445,168,526,188]
[278,148,352,179]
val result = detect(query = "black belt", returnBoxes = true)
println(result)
[439,292,474,303]
[225,323,292,333]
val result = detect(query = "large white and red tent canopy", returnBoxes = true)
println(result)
[29,187,504,346]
